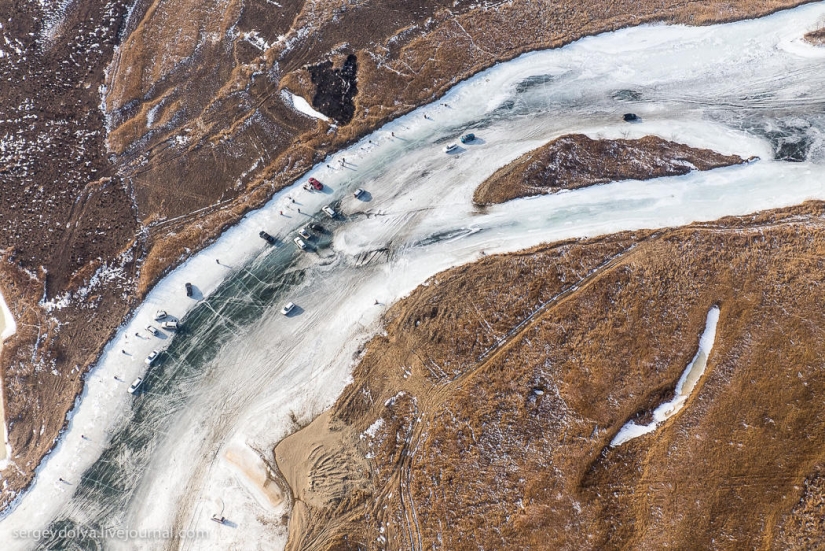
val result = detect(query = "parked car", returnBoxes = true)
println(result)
[443,143,459,153]
[185,282,193,297]
[146,325,159,336]
[308,177,323,191]
[309,223,325,233]
[322,205,337,218]
[259,230,276,245]
[128,377,143,394]
[623,113,639,122]
[294,236,307,250]
[145,349,160,366]
[460,133,475,144]
[280,302,296,315]
[353,188,365,199]
[154,310,167,321]
[161,320,179,330]
[298,226,311,239]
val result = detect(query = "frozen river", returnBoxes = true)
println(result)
[5,2,825,549]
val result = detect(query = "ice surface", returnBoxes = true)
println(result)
[3,3,825,549]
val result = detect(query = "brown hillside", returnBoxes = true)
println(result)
[276,201,825,550]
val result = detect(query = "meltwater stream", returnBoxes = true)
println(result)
[6,3,825,549]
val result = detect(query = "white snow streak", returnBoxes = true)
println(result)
[611,306,720,447]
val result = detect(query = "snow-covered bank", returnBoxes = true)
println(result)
[611,306,721,447]
[0,289,16,342]
[0,289,16,468]
[3,1,825,548]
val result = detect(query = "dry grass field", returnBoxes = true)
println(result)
[277,201,825,550]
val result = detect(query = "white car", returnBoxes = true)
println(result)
[322,205,336,218]
[280,302,296,316]
[146,325,159,336]
[128,377,143,394]
[443,143,458,153]
[154,310,167,321]
[145,349,160,366]
[161,320,179,330]
[298,226,311,239]
[353,188,365,199]
[294,236,307,250]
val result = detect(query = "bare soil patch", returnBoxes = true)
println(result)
[474,134,747,205]
[310,54,359,124]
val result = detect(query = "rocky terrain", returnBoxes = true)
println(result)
[275,201,825,550]
[0,0,813,511]
[473,134,747,205]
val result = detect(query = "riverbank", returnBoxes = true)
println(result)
[275,203,825,549]
[0,289,16,468]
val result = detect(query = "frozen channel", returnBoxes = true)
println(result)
[3,2,825,549]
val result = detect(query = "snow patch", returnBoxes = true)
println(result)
[362,418,384,439]
[0,289,17,342]
[282,90,329,122]
[611,306,720,447]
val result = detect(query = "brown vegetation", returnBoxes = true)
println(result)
[276,201,825,550]
[0,0,813,508]
[474,134,746,205]
[804,27,825,45]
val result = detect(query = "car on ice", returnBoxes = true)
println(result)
[259,230,276,245]
[298,226,311,239]
[161,320,179,330]
[154,310,167,321]
[443,143,459,153]
[309,223,325,233]
[353,188,365,199]
[128,377,143,394]
[145,349,161,366]
[280,302,296,316]
[322,205,337,218]
[307,177,323,191]
[459,133,475,144]
[294,236,307,250]
[185,282,193,297]
[623,113,639,122]
[146,325,159,336]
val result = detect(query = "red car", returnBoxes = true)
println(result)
[308,177,323,191]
